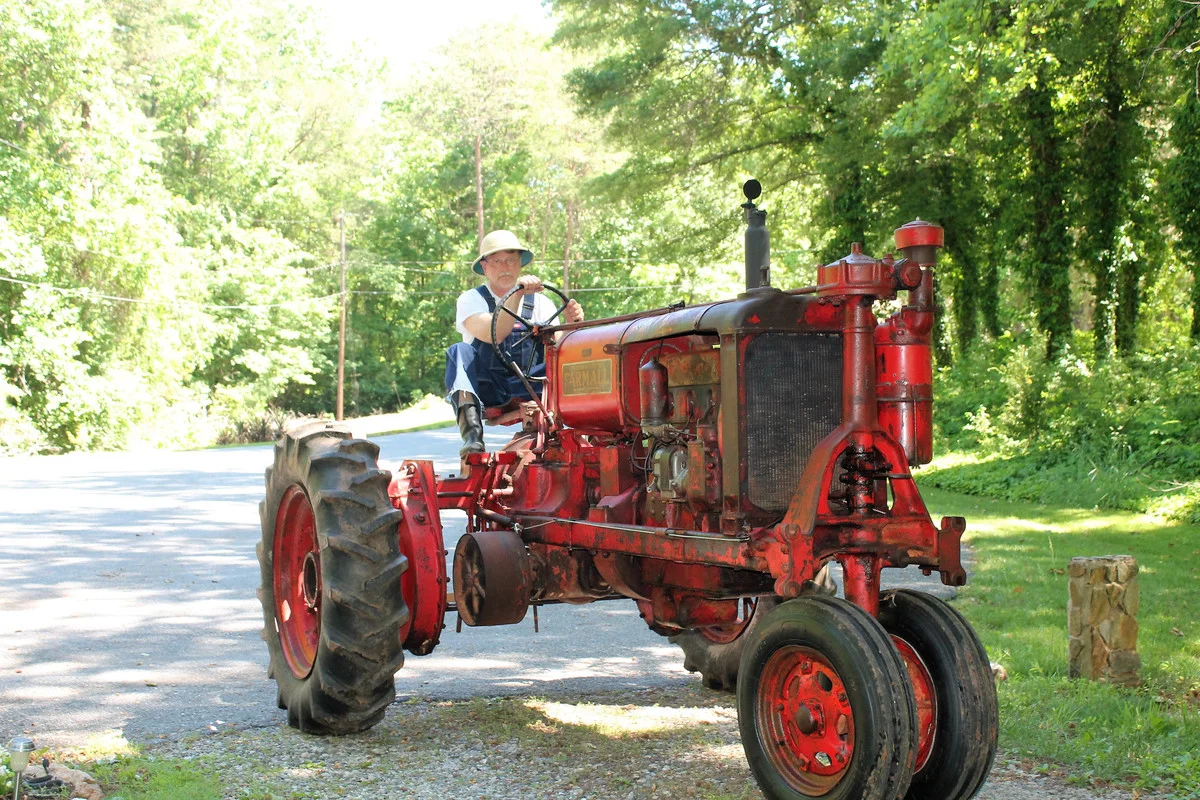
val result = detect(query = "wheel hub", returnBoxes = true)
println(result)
[452,529,532,627]
[273,486,321,680]
[756,646,854,793]
[302,552,320,609]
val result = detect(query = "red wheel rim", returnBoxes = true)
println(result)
[755,646,855,793]
[892,635,937,772]
[701,597,759,645]
[274,486,321,679]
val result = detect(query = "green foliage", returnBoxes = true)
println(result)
[0,0,365,450]
[3,0,1199,458]
[929,334,1200,520]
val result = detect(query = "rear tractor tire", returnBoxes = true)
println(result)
[672,563,835,692]
[257,423,409,735]
[670,596,781,691]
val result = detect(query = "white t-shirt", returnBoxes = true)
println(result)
[455,286,560,344]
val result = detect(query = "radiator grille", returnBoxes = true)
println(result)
[745,333,843,512]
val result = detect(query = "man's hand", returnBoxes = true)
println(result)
[563,298,584,323]
[516,275,544,295]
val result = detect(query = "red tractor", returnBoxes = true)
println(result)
[257,183,998,800]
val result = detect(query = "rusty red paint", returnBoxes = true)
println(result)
[894,219,945,251]
[421,222,959,634]
[390,460,447,655]
[755,645,855,793]
[893,635,938,771]
[273,486,320,679]
[839,554,881,618]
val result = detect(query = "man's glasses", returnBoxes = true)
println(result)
[486,250,522,264]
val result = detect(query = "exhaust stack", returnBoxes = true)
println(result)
[742,179,770,290]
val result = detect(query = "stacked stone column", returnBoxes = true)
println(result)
[1067,555,1140,686]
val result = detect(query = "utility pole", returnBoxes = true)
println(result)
[336,209,346,421]
[563,198,575,293]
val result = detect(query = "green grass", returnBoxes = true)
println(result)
[89,756,224,800]
[920,449,1200,523]
[922,486,1200,795]
[19,734,224,800]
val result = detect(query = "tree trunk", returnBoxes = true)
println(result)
[563,197,576,293]
[1023,73,1073,360]
[943,222,978,355]
[475,133,484,246]
[1192,264,1200,343]
[980,256,1002,339]
[819,156,868,264]
[1115,260,1141,354]
[1167,91,1200,342]
[1083,28,1130,361]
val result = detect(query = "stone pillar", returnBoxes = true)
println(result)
[1068,555,1140,686]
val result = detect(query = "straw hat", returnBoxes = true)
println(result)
[472,230,533,275]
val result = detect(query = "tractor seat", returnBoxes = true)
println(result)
[482,399,539,427]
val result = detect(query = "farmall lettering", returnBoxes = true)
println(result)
[561,358,614,396]
[257,182,998,800]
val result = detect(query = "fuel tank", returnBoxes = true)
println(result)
[548,288,841,433]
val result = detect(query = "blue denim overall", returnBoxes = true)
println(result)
[444,286,545,408]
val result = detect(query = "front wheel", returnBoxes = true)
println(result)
[257,423,409,734]
[878,589,998,800]
[737,596,917,800]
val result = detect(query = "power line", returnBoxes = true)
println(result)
[0,137,47,159]
[0,274,340,311]
[1,272,683,308]
[344,258,457,274]
[347,285,684,297]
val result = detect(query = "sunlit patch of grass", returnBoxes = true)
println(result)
[535,699,735,738]
[923,486,1200,794]
[89,756,223,800]
[32,731,225,800]
[52,729,140,762]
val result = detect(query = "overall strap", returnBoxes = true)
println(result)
[475,284,495,313]
[477,285,536,323]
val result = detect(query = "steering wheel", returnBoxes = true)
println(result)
[490,282,571,383]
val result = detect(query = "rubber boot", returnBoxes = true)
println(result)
[455,393,486,460]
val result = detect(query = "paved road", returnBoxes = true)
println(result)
[0,425,955,747]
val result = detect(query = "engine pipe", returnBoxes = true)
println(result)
[742,179,770,290]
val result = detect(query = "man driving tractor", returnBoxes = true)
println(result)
[445,230,585,458]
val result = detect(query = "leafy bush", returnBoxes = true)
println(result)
[215,406,318,445]
[930,334,1200,518]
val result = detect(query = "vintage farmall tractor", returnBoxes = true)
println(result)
[257,182,998,800]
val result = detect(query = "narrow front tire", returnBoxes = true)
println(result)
[737,596,917,800]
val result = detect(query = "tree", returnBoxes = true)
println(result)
[1167,89,1200,343]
